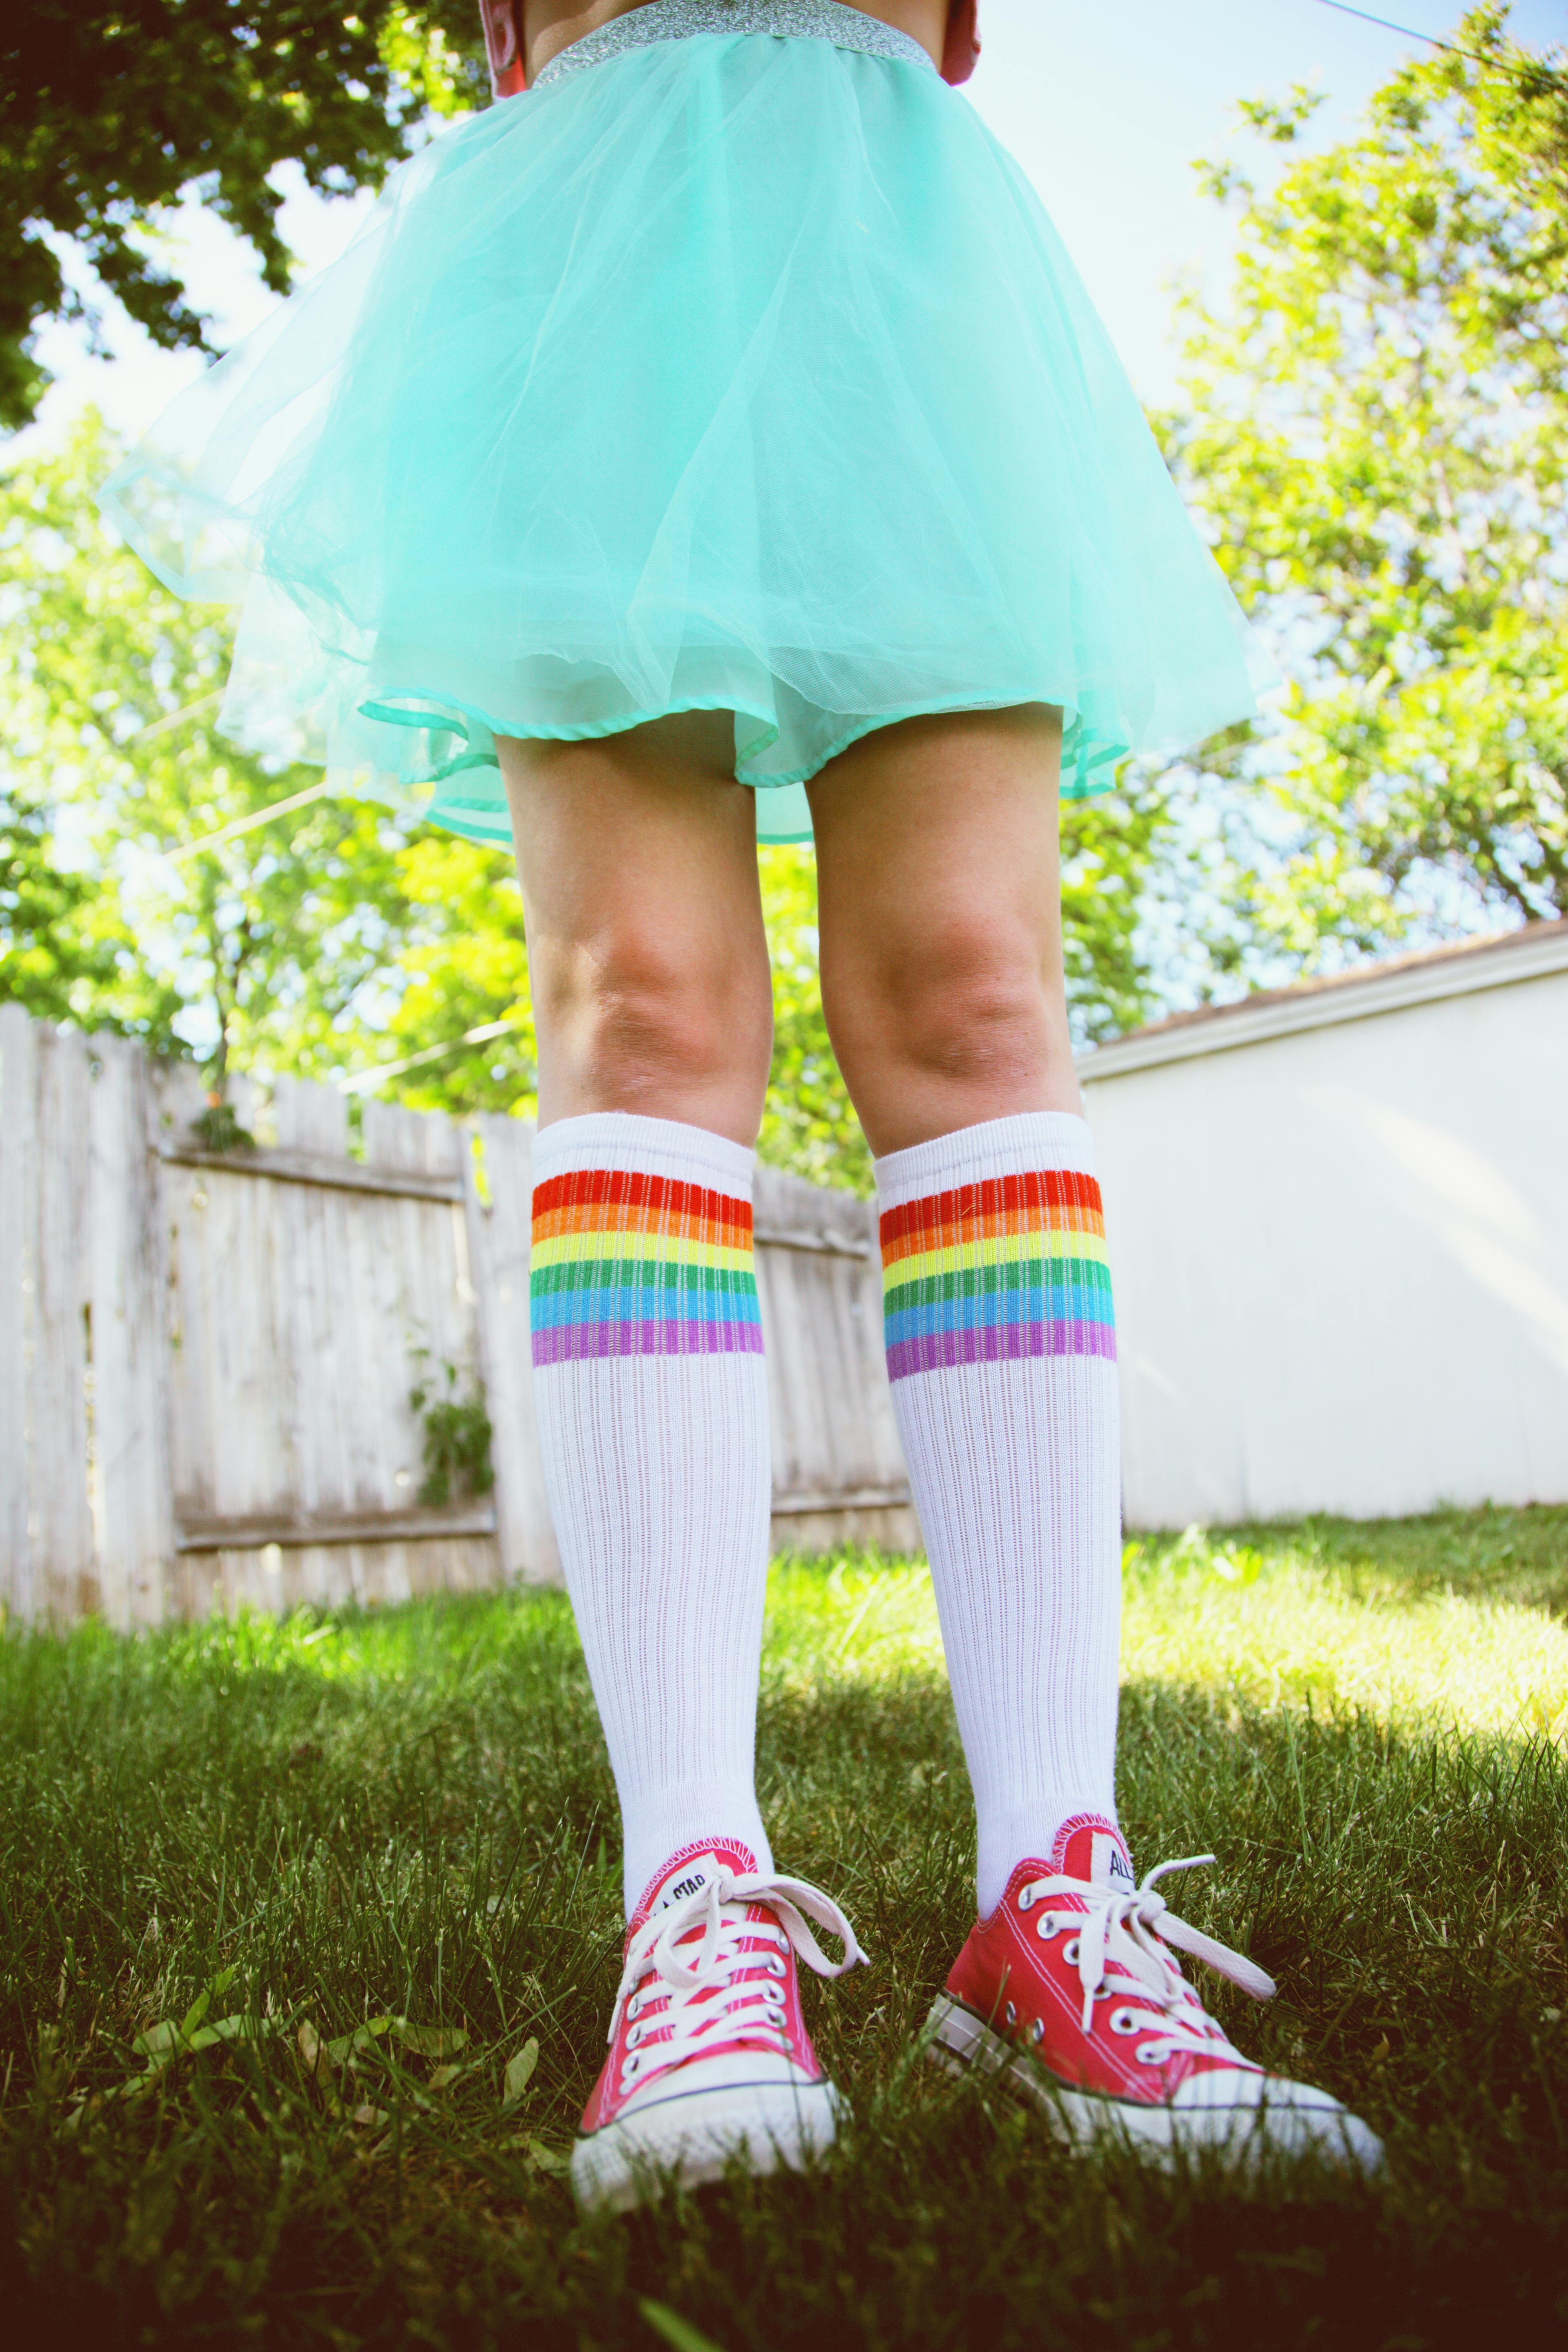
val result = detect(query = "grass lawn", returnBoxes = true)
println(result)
[3,1505,1566,2347]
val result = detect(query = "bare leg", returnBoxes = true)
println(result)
[806,704,1076,1155]
[499,710,774,1140]
[809,703,1121,1921]
[496,710,784,1927]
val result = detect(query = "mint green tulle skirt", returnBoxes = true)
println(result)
[98,13,1273,846]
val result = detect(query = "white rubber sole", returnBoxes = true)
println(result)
[572,2075,843,2215]
[926,1994,1383,2172]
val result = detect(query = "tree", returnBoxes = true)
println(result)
[4,415,1170,1169]
[1,409,423,1082]
[0,771,163,1029]
[349,830,537,1115]
[0,1,485,430]
[1168,4,1568,960]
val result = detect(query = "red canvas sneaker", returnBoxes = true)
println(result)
[571,1839,865,2214]
[927,1813,1382,2169]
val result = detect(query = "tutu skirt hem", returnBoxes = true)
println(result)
[97,25,1274,850]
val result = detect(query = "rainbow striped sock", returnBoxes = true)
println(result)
[526,1114,774,1915]
[530,1166,763,1365]
[874,1113,1122,1915]
[879,1168,1116,1384]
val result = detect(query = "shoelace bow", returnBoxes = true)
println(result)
[1021,1855,1277,2056]
[608,1869,866,2078]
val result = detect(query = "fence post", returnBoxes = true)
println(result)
[90,1033,175,1629]
[464,1115,560,1585]
[21,1023,98,1621]
[0,1006,41,1620]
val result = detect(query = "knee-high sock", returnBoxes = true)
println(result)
[875,1113,1122,1915]
[529,1113,773,1914]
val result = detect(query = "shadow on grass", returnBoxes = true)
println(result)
[1,1542,1566,2346]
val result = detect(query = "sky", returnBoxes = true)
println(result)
[21,0,1568,451]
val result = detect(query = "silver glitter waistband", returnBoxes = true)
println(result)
[534,2,937,88]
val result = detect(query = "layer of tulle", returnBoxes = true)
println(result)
[98,27,1274,846]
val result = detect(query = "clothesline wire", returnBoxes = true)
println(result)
[1313,0,1565,82]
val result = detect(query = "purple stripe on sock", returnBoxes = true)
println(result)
[532,1318,767,1367]
[886,1319,1117,1383]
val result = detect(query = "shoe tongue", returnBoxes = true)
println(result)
[633,1839,760,1929]
[1052,1813,1136,1893]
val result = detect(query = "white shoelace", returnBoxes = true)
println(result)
[609,1868,865,2089]
[1018,1855,1276,2065]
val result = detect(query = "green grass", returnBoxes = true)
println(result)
[3,1505,1567,2347]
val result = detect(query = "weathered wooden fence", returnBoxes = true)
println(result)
[0,1008,914,1628]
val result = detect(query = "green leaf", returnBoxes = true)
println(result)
[428,2062,464,2091]
[132,2020,183,2060]
[501,2037,539,2112]
[322,2015,397,2065]
[527,2138,570,2175]
[196,2014,277,2047]
[639,2301,728,2352]
[178,1986,212,2039]
[394,2022,467,2058]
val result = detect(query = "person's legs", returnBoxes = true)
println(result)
[809,712,1379,2166]
[808,706,1123,1914]
[504,715,864,2215]
[502,714,778,1910]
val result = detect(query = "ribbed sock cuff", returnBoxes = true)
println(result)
[874,1111,1096,1205]
[533,1112,755,1197]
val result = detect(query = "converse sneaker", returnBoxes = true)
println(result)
[571,1839,866,2214]
[927,1814,1382,2169]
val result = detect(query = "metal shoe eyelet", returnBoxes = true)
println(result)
[1135,2043,1165,2068]
[1037,1915,1059,1939]
[1004,2000,1017,2027]
[1063,1937,1081,1966]
[1109,2009,1136,2035]
[1026,2017,1045,2046]
[1018,1887,1034,1911]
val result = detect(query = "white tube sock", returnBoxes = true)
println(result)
[875,1112,1123,1916]
[529,1112,774,1914]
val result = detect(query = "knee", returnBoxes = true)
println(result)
[839,916,1057,1093]
[536,920,772,1106]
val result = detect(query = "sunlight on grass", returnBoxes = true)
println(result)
[1120,1529,1568,1738]
[60,1511,1565,1747]
[766,1524,1568,1740]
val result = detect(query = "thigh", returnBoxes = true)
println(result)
[805,705,1078,1155]
[499,712,773,1140]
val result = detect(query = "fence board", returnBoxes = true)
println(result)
[3,1017,914,1622]
[270,1072,348,1158]
[0,1007,40,1619]
[33,1027,97,1620]
[467,1115,560,1585]
[753,1166,915,1553]
[89,1034,174,1628]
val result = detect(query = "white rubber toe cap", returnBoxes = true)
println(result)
[573,2060,842,2215]
[1166,2068,1385,2169]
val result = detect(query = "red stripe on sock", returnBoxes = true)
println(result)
[879,1171,1104,1253]
[532,1167,753,1238]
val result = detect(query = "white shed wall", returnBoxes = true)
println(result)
[1080,952,1568,1529]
